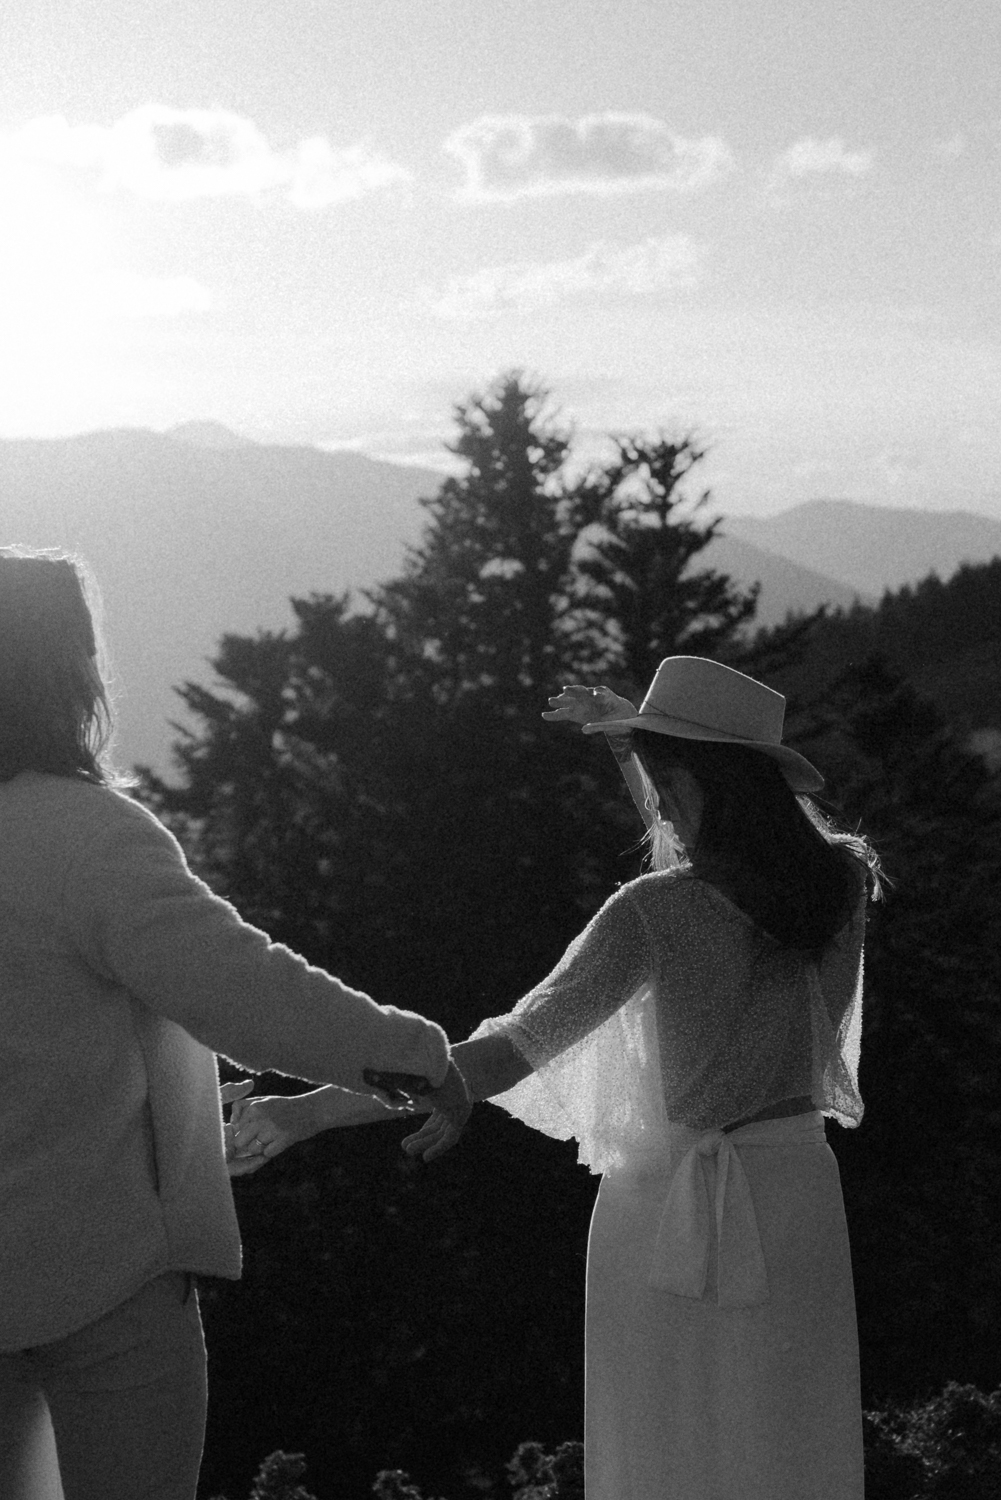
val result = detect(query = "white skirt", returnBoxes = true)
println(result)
[584,1112,864,1500]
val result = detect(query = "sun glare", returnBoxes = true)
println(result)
[0,167,120,429]
[0,171,109,323]
[0,160,212,433]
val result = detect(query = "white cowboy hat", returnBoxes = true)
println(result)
[582,655,824,794]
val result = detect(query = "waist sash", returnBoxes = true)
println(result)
[648,1111,826,1307]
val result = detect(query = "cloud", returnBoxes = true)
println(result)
[445,113,733,200]
[286,137,411,209]
[772,136,874,180]
[0,108,411,208]
[425,235,700,319]
[105,108,290,199]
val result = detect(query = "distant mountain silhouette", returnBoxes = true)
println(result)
[1,432,989,773]
[700,534,873,627]
[727,499,1001,598]
[166,420,256,449]
[759,558,1001,767]
[0,429,438,774]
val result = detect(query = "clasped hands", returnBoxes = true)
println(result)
[398,1059,473,1161]
[222,1058,473,1175]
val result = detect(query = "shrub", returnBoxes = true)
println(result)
[221,1386,1001,1500]
[864,1383,1001,1499]
[207,1448,320,1500]
[369,1440,584,1500]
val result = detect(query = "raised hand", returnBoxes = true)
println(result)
[542,685,636,729]
[546,683,654,818]
[401,1059,473,1162]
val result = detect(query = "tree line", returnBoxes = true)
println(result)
[139,373,1001,1500]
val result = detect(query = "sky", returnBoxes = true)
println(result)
[1,0,1000,516]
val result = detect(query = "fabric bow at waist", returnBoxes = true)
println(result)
[648,1111,826,1308]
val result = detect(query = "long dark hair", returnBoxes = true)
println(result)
[0,548,122,786]
[631,729,881,955]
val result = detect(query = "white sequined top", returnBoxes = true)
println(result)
[472,869,865,1175]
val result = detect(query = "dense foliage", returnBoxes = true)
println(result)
[760,555,1001,739]
[139,373,1001,1498]
[209,1438,586,1500]
[213,1381,1001,1500]
[863,1382,1001,1499]
[764,639,1001,1398]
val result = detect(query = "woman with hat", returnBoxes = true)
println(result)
[405,656,880,1500]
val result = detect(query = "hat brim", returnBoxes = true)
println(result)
[582,712,824,795]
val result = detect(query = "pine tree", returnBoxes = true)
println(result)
[796,657,1001,1397]
[566,432,758,694]
[376,373,578,710]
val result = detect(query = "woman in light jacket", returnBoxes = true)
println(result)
[0,547,468,1500]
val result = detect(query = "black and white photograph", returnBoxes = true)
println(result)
[1,2,1000,1497]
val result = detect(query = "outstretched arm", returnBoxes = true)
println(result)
[543,685,654,832]
[69,796,452,1097]
[226,1084,408,1175]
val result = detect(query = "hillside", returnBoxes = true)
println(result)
[2,429,991,774]
[167,420,257,449]
[0,428,869,774]
[701,533,872,627]
[760,558,1001,769]
[0,429,439,773]
[727,499,1001,597]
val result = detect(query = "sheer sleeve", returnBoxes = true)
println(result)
[470,885,669,1174]
[475,885,651,1069]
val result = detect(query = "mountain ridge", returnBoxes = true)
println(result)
[1,429,995,773]
[726,498,1001,597]
[167,420,257,449]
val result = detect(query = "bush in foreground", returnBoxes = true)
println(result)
[863,1382,1001,1499]
[371,1440,583,1500]
[212,1383,1001,1500]
[208,1440,584,1500]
